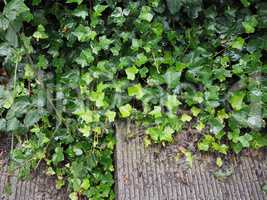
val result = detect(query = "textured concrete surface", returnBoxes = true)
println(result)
[0,136,68,200]
[115,122,267,200]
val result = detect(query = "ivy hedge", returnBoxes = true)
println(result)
[0,0,266,199]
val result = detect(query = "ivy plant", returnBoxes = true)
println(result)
[0,0,266,199]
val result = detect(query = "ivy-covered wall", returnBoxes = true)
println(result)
[0,0,266,199]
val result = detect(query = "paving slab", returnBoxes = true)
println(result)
[0,136,68,200]
[115,122,267,200]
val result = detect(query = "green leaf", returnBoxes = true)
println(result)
[238,133,253,148]
[52,147,64,165]
[73,25,96,42]
[7,118,20,131]
[24,64,35,80]
[147,127,161,141]
[0,119,6,131]
[139,6,154,22]
[209,118,224,134]
[24,110,43,127]
[5,27,18,47]
[149,106,162,118]
[128,84,143,99]
[75,48,94,67]
[181,114,192,122]
[69,192,78,200]
[191,106,201,117]
[216,157,223,167]
[198,141,209,151]
[229,91,246,111]
[89,91,105,107]
[262,184,267,193]
[166,0,182,15]
[242,15,258,33]
[160,126,174,142]
[32,0,42,6]
[164,68,181,89]
[3,0,29,21]
[135,53,148,67]
[119,104,132,118]
[33,25,48,41]
[98,36,113,50]
[240,0,252,7]
[81,179,90,190]
[37,55,48,69]
[72,6,88,19]
[0,16,9,30]
[105,110,116,122]
[165,94,181,111]
[125,66,138,80]
[231,37,245,50]
[212,143,228,154]
[228,129,240,143]
[66,0,83,4]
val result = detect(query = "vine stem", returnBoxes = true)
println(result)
[11,60,19,153]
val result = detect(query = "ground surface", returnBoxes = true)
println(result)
[115,122,267,200]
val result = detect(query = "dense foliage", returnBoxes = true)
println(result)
[0,0,266,199]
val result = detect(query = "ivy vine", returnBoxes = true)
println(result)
[0,0,266,199]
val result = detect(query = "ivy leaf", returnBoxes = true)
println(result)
[127,84,143,99]
[191,106,201,117]
[89,91,105,108]
[119,104,132,118]
[242,15,258,33]
[93,4,108,16]
[32,0,42,6]
[149,106,162,118]
[229,91,246,111]
[135,53,148,67]
[72,6,88,19]
[52,147,64,165]
[262,184,267,193]
[33,25,48,41]
[3,0,29,21]
[238,133,253,148]
[160,126,174,142]
[216,157,223,167]
[98,36,113,50]
[105,110,116,122]
[209,118,224,134]
[125,66,138,80]
[240,0,252,7]
[75,48,94,67]
[165,94,181,111]
[139,6,154,22]
[0,119,6,131]
[24,110,43,127]
[228,129,240,143]
[231,37,245,50]
[5,27,18,47]
[147,127,161,141]
[181,114,192,122]
[7,118,21,131]
[81,179,90,190]
[166,0,182,15]
[164,68,181,89]
[66,0,83,4]
[37,55,48,69]
[72,25,96,42]
[212,143,228,154]
[0,16,9,30]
